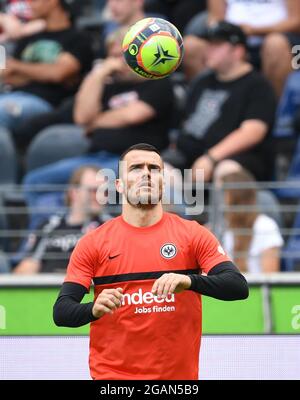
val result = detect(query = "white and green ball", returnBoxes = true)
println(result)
[122,17,184,79]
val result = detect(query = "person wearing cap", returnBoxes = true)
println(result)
[0,0,93,136]
[168,21,277,184]
[188,0,300,98]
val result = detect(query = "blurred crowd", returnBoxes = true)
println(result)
[0,0,300,274]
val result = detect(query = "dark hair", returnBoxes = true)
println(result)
[120,143,161,162]
[118,143,162,178]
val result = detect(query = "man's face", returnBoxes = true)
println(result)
[29,0,57,19]
[117,150,164,208]
[108,0,141,25]
[206,41,236,71]
[71,169,105,216]
[107,38,140,81]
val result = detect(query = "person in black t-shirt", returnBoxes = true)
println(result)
[172,22,277,182]
[0,0,93,134]
[23,27,174,222]
[14,165,110,274]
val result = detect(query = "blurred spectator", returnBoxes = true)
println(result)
[0,251,10,273]
[106,0,145,27]
[144,0,206,34]
[0,0,45,43]
[167,22,276,183]
[219,169,283,273]
[272,71,300,193]
[208,0,300,97]
[0,0,93,136]
[14,165,109,274]
[273,71,300,139]
[23,27,174,224]
[99,0,146,55]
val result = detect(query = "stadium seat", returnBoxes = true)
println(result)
[257,189,283,228]
[25,124,89,172]
[0,127,17,184]
[282,202,300,271]
[0,251,10,273]
[274,136,300,198]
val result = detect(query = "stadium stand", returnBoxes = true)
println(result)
[0,127,18,184]
[0,0,298,275]
[25,125,89,172]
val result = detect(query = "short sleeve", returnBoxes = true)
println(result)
[62,31,94,74]
[192,222,232,274]
[137,79,174,117]
[251,215,284,255]
[243,76,276,126]
[64,232,97,291]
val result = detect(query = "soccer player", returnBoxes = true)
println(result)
[53,143,249,380]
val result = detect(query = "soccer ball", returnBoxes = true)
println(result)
[122,17,184,80]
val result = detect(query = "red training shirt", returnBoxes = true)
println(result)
[65,212,231,380]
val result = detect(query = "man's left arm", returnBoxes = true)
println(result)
[151,262,248,300]
[6,53,81,84]
[87,100,156,131]
[152,223,249,300]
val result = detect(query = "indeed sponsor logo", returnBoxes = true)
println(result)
[122,289,175,306]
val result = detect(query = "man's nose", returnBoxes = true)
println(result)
[141,166,151,177]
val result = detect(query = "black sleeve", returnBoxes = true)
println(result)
[188,261,249,301]
[63,31,94,75]
[53,282,98,328]
[243,75,276,127]
[137,79,174,117]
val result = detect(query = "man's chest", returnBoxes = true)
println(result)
[93,234,198,277]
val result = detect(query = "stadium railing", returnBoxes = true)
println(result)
[0,181,300,270]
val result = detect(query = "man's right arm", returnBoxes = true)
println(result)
[74,58,124,126]
[53,282,123,327]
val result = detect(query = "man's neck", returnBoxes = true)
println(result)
[216,62,253,82]
[44,10,71,31]
[67,209,86,226]
[122,203,164,227]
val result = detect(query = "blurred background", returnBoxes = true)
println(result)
[0,0,300,380]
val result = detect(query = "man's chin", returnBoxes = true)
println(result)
[127,195,162,208]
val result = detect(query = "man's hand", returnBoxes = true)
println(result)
[92,57,125,79]
[151,273,191,298]
[192,154,215,182]
[92,288,124,318]
[1,58,30,86]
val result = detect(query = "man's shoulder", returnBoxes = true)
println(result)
[165,212,200,230]
[19,27,86,43]
[238,69,273,90]
[189,69,215,88]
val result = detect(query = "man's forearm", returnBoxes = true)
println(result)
[88,109,135,130]
[250,18,300,35]
[12,61,66,83]
[208,121,267,162]
[188,262,249,300]
[53,296,96,327]
[74,70,107,125]
[53,282,97,328]
[208,0,226,22]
